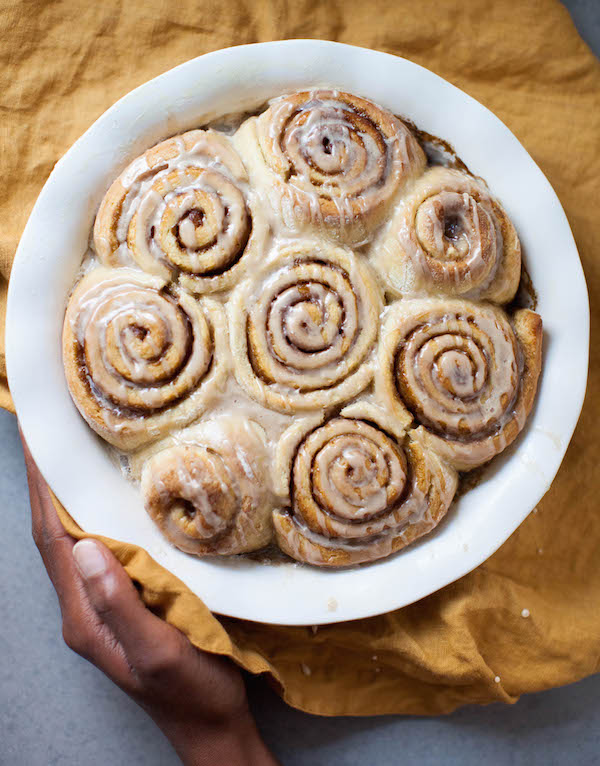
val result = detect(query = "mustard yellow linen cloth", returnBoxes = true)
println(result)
[1,0,599,716]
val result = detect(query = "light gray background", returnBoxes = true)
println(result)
[1,2,598,763]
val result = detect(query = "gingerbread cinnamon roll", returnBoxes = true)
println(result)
[234,90,426,243]
[272,405,457,566]
[63,268,227,450]
[93,129,266,293]
[377,299,542,470]
[374,167,521,302]
[140,418,273,555]
[228,240,383,412]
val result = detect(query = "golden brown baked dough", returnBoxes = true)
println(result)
[140,418,274,555]
[272,403,458,566]
[62,268,227,450]
[373,167,521,302]
[377,298,543,470]
[234,90,426,243]
[228,239,383,412]
[93,129,267,293]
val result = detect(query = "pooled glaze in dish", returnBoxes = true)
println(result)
[62,88,543,567]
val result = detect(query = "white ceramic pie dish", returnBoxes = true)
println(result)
[7,40,589,625]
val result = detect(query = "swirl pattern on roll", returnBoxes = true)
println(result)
[377,298,543,469]
[93,129,266,293]
[229,240,382,412]
[234,90,426,243]
[140,418,274,555]
[63,268,227,450]
[374,167,521,302]
[272,406,457,566]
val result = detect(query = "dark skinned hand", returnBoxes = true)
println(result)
[22,431,280,766]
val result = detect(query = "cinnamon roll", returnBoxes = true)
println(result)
[140,418,274,555]
[93,129,266,293]
[234,90,426,243]
[228,240,383,412]
[272,404,458,566]
[374,167,521,302]
[63,268,227,450]
[377,299,543,470]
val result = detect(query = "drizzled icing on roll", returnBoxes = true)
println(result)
[374,167,521,302]
[377,298,543,470]
[272,408,458,566]
[94,130,267,293]
[63,268,227,450]
[233,89,426,244]
[228,239,383,412]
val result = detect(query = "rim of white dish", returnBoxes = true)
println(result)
[6,40,589,625]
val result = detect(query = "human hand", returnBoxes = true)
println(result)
[22,432,280,766]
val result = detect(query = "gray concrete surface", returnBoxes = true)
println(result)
[1,2,598,763]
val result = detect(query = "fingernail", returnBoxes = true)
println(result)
[73,540,107,579]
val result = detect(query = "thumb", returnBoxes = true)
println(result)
[72,539,187,672]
